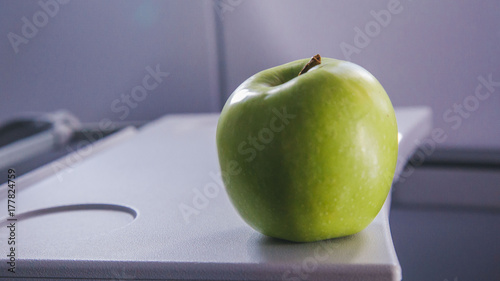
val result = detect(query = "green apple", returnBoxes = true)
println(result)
[216,55,398,242]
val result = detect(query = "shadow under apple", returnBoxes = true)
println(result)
[246,230,366,264]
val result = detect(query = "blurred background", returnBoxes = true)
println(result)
[1,0,499,280]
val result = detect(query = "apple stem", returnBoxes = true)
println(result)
[298,54,321,76]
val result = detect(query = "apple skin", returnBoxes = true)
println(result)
[216,57,398,242]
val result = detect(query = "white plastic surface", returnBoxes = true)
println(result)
[0,107,431,280]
